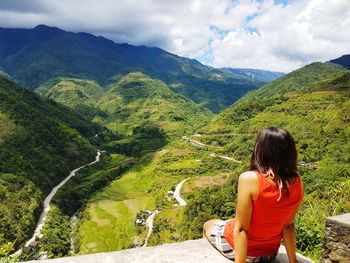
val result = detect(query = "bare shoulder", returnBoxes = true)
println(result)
[238,171,259,200]
[239,171,258,183]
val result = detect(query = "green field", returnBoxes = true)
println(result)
[77,140,240,254]
[78,157,157,253]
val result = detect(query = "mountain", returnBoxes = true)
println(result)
[196,61,350,256]
[220,68,284,82]
[34,72,213,134]
[35,77,105,118]
[96,72,213,134]
[329,54,350,70]
[36,77,104,107]
[0,75,98,249]
[206,62,347,133]
[0,25,278,113]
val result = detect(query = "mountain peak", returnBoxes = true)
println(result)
[33,24,64,33]
[34,24,51,29]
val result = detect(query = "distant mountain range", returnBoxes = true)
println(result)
[220,68,284,82]
[0,25,284,113]
[330,54,350,70]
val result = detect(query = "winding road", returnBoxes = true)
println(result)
[13,151,102,256]
[142,134,240,248]
[183,135,241,164]
[173,178,190,206]
[182,136,206,147]
[209,153,242,164]
[142,178,189,247]
[142,210,159,247]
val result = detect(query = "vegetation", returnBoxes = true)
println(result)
[0,75,97,250]
[76,139,241,253]
[101,125,168,157]
[97,72,213,134]
[78,154,159,254]
[53,154,134,215]
[1,24,349,261]
[35,72,214,135]
[75,62,349,259]
[0,233,16,263]
[35,77,104,119]
[40,205,71,258]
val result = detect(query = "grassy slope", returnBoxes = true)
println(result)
[35,72,213,135]
[0,76,97,249]
[96,72,213,134]
[206,62,347,133]
[35,77,105,119]
[36,77,104,107]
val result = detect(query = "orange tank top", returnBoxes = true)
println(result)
[224,172,303,257]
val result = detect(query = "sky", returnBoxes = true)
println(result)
[0,0,350,72]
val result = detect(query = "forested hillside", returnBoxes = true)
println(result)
[35,72,213,134]
[36,78,104,119]
[0,75,97,250]
[0,25,281,112]
[96,72,213,134]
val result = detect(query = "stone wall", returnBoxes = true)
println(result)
[321,213,350,263]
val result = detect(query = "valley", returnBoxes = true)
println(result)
[0,25,349,263]
[13,151,103,257]
[71,62,349,261]
[76,139,239,255]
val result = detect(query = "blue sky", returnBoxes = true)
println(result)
[0,0,349,72]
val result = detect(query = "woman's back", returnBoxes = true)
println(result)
[204,127,304,262]
[224,172,303,256]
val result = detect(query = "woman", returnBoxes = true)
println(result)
[203,127,303,263]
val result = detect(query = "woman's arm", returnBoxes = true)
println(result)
[283,179,303,263]
[233,172,258,263]
[282,200,302,263]
[282,222,297,263]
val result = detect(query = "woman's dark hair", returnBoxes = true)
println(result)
[250,127,298,192]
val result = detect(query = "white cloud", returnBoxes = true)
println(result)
[0,0,350,72]
[211,0,350,72]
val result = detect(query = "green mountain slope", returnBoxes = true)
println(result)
[0,75,97,249]
[36,78,104,107]
[35,77,104,118]
[207,62,348,132]
[96,72,213,134]
[196,62,350,257]
[0,25,278,112]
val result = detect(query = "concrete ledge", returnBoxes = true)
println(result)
[24,239,313,263]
